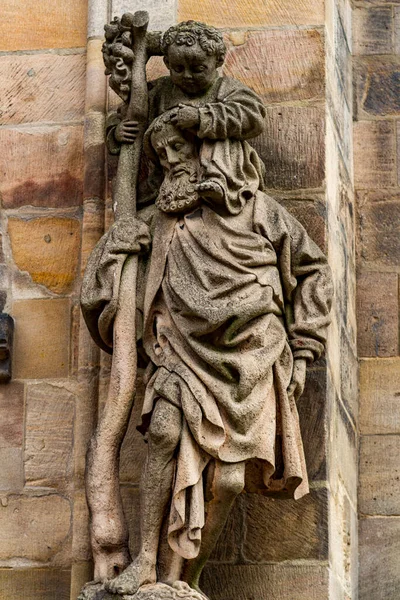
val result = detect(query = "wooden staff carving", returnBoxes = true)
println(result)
[86,10,150,582]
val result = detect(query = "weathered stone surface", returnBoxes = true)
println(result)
[279,198,327,251]
[357,272,399,357]
[330,398,357,502]
[179,0,324,27]
[360,358,400,434]
[12,298,70,379]
[355,57,400,117]
[0,54,85,125]
[1,0,87,51]
[329,485,358,599]
[357,200,400,267]
[0,568,71,600]
[25,383,75,487]
[354,120,396,189]
[252,106,325,190]
[0,448,24,491]
[120,485,141,558]
[340,330,358,422]
[0,125,83,208]
[353,7,393,55]
[242,487,328,562]
[0,494,71,561]
[111,0,176,32]
[223,29,324,104]
[201,564,329,600]
[0,382,24,448]
[8,216,80,294]
[359,435,400,515]
[119,378,147,485]
[359,516,400,600]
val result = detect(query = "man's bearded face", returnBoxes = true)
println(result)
[151,124,200,214]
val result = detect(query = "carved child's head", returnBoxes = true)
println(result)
[161,21,227,95]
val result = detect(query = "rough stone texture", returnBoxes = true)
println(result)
[242,487,328,562]
[223,29,325,104]
[279,198,327,252]
[8,216,80,293]
[330,399,357,503]
[0,125,83,208]
[359,435,400,515]
[356,272,399,357]
[178,0,325,27]
[360,358,400,435]
[111,0,176,32]
[0,447,24,491]
[120,485,141,559]
[0,494,71,561]
[24,383,75,487]
[0,381,24,448]
[355,57,400,118]
[1,0,87,51]
[252,106,325,190]
[0,568,71,600]
[201,564,329,600]
[359,517,400,600]
[353,121,396,189]
[119,377,147,485]
[357,199,400,267]
[12,298,70,379]
[329,485,358,599]
[0,54,86,125]
[353,7,393,56]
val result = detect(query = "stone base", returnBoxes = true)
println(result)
[78,581,208,600]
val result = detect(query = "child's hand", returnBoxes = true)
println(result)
[287,358,307,403]
[114,120,139,143]
[171,104,200,130]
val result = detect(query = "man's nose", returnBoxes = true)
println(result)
[165,146,180,165]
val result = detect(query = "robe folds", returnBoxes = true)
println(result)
[81,192,333,560]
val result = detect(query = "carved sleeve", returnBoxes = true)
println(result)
[254,195,333,363]
[197,79,266,141]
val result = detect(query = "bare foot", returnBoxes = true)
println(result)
[195,181,224,204]
[92,546,131,582]
[105,556,156,595]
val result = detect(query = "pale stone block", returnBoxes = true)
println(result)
[0,382,24,449]
[0,494,71,561]
[359,435,400,515]
[0,54,86,125]
[0,568,71,600]
[12,298,70,379]
[0,0,87,51]
[179,0,324,28]
[0,448,24,491]
[0,125,84,209]
[8,217,80,294]
[25,383,75,487]
[71,489,91,562]
[88,0,109,38]
[357,200,400,267]
[360,358,400,434]
[111,0,176,32]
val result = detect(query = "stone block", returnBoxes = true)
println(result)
[340,330,358,423]
[25,383,75,487]
[71,489,91,562]
[357,272,399,357]
[111,0,176,32]
[223,29,324,104]
[0,448,24,491]
[210,493,243,563]
[354,121,397,189]
[252,106,325,190]
[12,298,70,379]
[329,486,358,599]
[360,358,400,434]
[329,398,357,502]
[242,487,328,563]
[121,485,141,558]
[298,368,328,481]
[0,494,71,561]
[0,568,71,600]
[359,516,400,600]
[355,57,400,118]
[353,8,393,55]
[201,564,329,600]
[0,382,24,449]
[279,198,327,251]
[357,200,400,267]
[1,0,86,51]
[359,435,400,515]
[0,54,86,125]
[8,216,80,294]
[0,125,83,208]
[178,0,324,28]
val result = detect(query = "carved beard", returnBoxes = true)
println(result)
[156,161,200,214]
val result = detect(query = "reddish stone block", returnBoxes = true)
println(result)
[223,29,324,104]
[357,200,400,267]
[354,121,396,189]
[357,272,399,357]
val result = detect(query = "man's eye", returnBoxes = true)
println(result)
[174,144,183,151]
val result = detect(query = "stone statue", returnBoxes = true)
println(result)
[79,13,333,600]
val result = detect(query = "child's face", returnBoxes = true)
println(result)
[165,43,220,95]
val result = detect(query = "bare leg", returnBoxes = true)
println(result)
[182,461,246,593]
[106,399,182,595]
